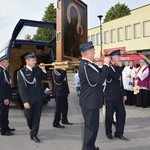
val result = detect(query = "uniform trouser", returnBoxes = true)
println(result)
[82,108,99,150]
[24,102,43,137]
[105,100,126,136]
[0,102,9,133]
[53,96,68,125]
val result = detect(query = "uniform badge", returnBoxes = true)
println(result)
[26,74,31,76]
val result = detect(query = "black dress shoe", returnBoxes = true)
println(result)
[8,127,15,132]
[95,147,99,150]
[114,135,129,141]
[31,136,41,143]
[62,121,73,125]
[106,134,114,140]
[0,128,15,132]
[1,131,14,136]
[53,124,65,128]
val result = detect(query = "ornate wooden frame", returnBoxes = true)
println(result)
[56,0,87,61]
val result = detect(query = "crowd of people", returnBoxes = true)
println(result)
[76,42,150,149]
[0,41,150,150]
[123,60,150,108]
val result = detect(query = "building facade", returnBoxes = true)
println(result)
[88,4,150,58]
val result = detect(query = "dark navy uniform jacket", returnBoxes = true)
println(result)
[104,65,126,101]
[17,66,47,104]
[52,69,69,97]
[0,67,11,102]
[79,59,109,109]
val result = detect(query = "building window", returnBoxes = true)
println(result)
[117,27,124,42]
[88,36,91,42]
[134,23,141,39]
[110,29,116,43]
[104,31,109,44]
[125,25,132,40]
[143,20,150,37]
[96,33,100,46]
[91,34,95,45]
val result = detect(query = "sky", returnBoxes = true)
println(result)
[0,0,149,47]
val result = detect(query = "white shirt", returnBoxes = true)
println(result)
[26,65,32,71]
[82,57,92,63]
[122,66,136,91]
[136,65,149,81]
[74,72,80,89]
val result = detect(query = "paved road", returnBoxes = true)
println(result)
[1,72,150,150]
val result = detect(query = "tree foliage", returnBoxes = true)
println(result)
[33,3,56,41]
[104,3,131,23]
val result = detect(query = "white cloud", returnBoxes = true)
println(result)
[0,0,56,47]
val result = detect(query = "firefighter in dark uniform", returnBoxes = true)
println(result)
[17,53,47,143]
[79,41,110,150]
[52,68,73,128]
[104,50,129,141]
[0,55,15,136]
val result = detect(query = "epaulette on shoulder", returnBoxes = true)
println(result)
[87,63,99,73]
[53,69,61,76]
[84,62,88,65]
[110,65,115,72]
[19,67,26,72]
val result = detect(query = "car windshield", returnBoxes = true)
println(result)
[16,26,55,42]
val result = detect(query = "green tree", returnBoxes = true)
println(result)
[104,2,131,23]
[33,3,56,41]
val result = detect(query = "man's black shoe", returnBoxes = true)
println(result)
[31,136,41,143]
[8,127,15,132]
[106,134,114,140]
[53,124,65,128]
[95,147,99,150]
[62,121,73,125]
[1,131,14,136]
[114,135,129,141]
[0,127,15,132]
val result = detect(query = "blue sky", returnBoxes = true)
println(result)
[0,0,149,47]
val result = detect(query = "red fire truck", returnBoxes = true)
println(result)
[104,47,150,67]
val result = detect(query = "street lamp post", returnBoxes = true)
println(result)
[97,15,103,57]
